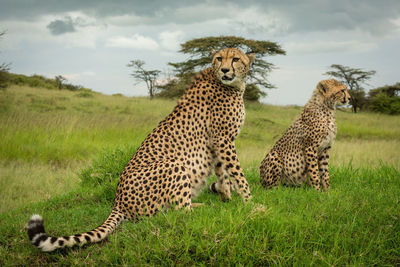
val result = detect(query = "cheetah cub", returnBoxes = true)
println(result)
[260,79,350,191]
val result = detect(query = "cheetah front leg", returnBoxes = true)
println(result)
[214,140,252,201]
[305,146,321,190]
[318,147,331,191]
[209,162,232,201]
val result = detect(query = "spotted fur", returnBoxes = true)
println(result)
[27,48,255,252]
[259,79,350,191]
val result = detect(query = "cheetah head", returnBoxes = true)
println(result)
[317,79,351,108]
[211,48,255,89]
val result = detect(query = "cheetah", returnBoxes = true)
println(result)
[27,48,255,252]
[259,79,350,191]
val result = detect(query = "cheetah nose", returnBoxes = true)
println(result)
[221,68,229,74]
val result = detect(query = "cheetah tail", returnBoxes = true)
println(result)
[26,209,125,252]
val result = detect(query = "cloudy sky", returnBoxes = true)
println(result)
[1,0,399,105]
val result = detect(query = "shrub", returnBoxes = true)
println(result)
[244,83,266,102]
[75,91,94,98]
[368,92,400,115]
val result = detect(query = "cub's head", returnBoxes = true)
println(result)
[211,48,255,88]
[316,79,351,108]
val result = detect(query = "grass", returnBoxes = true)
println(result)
[0,84,399,265]
[0,161,81,213]
[0,153,398,265]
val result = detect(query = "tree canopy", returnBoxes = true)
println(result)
[169,36,286,90]
[157,36,286,102]
[368,83,400,98]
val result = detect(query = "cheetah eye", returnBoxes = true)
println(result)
[232,58,240,62]
[216,57,222,62]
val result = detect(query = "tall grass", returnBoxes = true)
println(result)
[0,161,81,213]
[0,86,175,164]
[1,85,399,213]
[2,85,399,166]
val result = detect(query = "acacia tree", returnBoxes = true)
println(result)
[127,60,161,99]
[324,64,376,113]
[160,36,286,101]
[55,75,67,90]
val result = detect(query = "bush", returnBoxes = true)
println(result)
[368,92,400,115]
[7,73,57,89]
[244,83,266,102]
[75,90,94,98]
[156,75,193,99]
[6,72,93,92]
[64,83,84,91]
[0,70,9,90]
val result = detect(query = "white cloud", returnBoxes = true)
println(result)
[82,71,96,76]
[50,71,96,82]
[105,34,159,50]
[232,7,290,36]
[286,40,378,54]
[105,14,144,26]
[266,66,325,105]
[159,30,184,51]
[392,17,400,32]
[63,73,81,81]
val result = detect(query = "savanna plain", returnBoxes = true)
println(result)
[0,85,399,265]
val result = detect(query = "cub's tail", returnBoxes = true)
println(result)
[26,209,125,252]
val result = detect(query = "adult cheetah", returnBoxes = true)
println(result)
[27,48,255,252]
[260,79,350,191]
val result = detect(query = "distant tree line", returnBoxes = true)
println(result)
[2,72,91,92]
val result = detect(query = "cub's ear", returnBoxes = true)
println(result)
[246,53,256,64]
[211,49,217,56]
[317,81,327,93]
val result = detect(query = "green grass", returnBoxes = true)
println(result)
[0,85,399,265]
[0,147,398,265]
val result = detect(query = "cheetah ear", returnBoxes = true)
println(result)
[246,53,256,64]
[211,49,217,56]
[318,82,327,93]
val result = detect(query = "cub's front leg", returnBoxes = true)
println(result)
[318,147,331,191]
[305,145,321,191]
